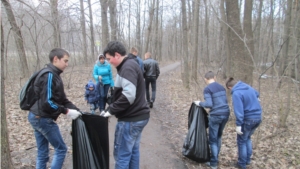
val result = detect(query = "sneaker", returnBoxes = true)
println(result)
[205,162,217,169]
[149,101,153,108]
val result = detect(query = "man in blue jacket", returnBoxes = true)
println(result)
[226,77,262,169]
[194,71,230,169]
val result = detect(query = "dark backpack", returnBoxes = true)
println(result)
[19,68,51,110]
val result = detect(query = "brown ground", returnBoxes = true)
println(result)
[5,61,300,169]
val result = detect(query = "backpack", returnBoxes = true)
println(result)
[19,68,51,110]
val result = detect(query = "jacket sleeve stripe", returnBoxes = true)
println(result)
[47,73,58,109]
[120,76,136,104]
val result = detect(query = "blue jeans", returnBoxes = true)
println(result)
[99,84,110,111]
[90,103,98,114]
[237,119,261,169]
[114,119,149,169]
[28,112,67,169]
[145,77,156,102]
[208,115,229,167]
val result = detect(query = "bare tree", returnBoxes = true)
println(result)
[243,0,254,85]
[181,0,190,89]
[109,0,118,40]
[80,0,88,65]
[87,0,95,58]
[1,22,14,169]
[144,0,155,53]
[100,0,110,50]
[50,0,61,47]
[192,0,200,81]
[2,0,29,78]
[225,0,251,84]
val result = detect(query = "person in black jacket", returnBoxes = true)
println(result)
[28,48,81,169]
[100,41,150,169]
[143,52,160,108]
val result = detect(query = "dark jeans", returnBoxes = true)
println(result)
[99,84,110,111]
[237,119,261,169]
[208,115,229,167]
[145,77,157,102]
[28,112,67,169]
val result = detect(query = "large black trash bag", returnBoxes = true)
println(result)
[182,103,210,163]
[72,114,109,169]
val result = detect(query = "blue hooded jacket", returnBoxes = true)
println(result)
[85,80,99,103]
[93,60,114,87]
[231,81,262,126]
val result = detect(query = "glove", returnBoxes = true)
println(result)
[98,76,102,81]
[100,110,112,117]
[67,109,82,120]
[193,101,201,106]
[236,126,243,135]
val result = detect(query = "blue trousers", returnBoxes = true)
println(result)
[28,112,67,169]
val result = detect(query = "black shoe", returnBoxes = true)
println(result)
[149,101,153,108]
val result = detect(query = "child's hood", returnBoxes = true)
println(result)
[86,80,95,90]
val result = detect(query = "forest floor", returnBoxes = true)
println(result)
[5,61,300,169]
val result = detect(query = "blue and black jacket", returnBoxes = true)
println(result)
[30,63,79,120]
[107,56,150,122]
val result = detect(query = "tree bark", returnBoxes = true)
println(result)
[2,0,29,78]
[1,21,14,169]
[109,0,117,40]
[192,0,200,81]
[145,0,155,53]
[87,0,95,58]
[136,0,141,54]
[100,0,109,50]
[225,0,250,83]
[80,0,88,66]
[243,0,254,85]
[181,0,190,89]
[50,0,61,48]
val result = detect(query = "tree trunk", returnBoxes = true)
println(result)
[243,0,254,85]
[80,0,88,66]
[100,0,109,50]
[254,0,263,64]
[220,0,230,79]
[50,0,61,48]
[109,0,117,40]
[136,0,141,53]
[1,22,14,169]
[2,0,29,78]
[154,0,159,60]
[87,0,95,58]
[225,0,250,83]
[145,0,155,53]
[181,0,190,89]
[192,0,200,81]
[203,0,210,63]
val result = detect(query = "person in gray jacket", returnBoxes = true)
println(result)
[143,52,160,108]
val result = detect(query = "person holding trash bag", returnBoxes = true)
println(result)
[194,71,230,169]
[100,41,150,169]
[225,77,262,169]
[93,54,114,112]
[27,48,81,169]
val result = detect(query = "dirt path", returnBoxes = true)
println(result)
[79,62,187,169]
[107,62,186,169]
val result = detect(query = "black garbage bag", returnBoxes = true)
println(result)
[182,103,210,163]
[72,114,109,169]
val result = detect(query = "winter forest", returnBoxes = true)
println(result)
[1,0,300,168]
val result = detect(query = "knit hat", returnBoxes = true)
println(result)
[99,54,105,59]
